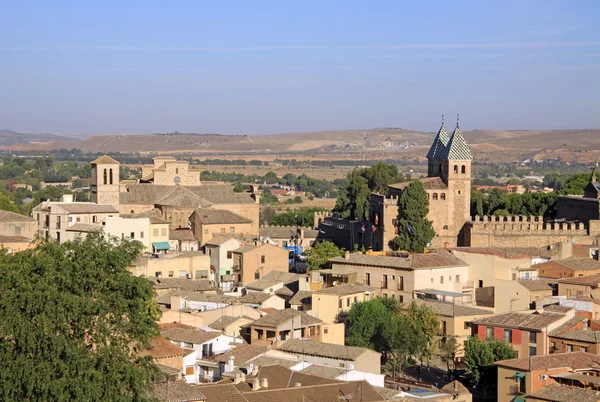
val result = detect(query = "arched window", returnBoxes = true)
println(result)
[103,169,107,185]
[461,165,466,174]
[453,165,458,173]
[432,193,438,200]
[109,168,113,185]
[440,193,446,200]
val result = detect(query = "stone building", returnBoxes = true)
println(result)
[370,121,472,249]
[91,155,260,239]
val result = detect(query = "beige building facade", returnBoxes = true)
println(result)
[232,243,289,287]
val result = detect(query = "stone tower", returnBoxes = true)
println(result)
[91,155,120,207]
[439,123,473,238]
[426,122,449,178]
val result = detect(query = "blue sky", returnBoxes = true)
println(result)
[1,0,599,135]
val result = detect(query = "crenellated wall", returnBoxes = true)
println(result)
[466,215,600,247]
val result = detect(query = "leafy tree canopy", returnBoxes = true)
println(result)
[334,163,404,220]
[464,337,517,385]
[0,234,161,401]
[0,195,19,214]
[390,180,435,252]
[306,241,344,270]
[557,172,594,195]
[269,207,328,227]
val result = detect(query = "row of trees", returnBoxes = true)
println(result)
[471,189,559,219]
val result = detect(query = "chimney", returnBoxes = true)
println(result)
[227,355,235,372]
[234,373,242,384]
[345,251,350,260]
[252,365,259,376]
[557,242,573,259]
[252,378,261,391]
[260,378,269,388]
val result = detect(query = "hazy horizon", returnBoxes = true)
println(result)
[1,1,599,135]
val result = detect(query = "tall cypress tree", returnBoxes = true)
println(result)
[390,180,435,252]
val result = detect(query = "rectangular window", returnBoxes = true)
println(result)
[183,342,193,349]
[399,295,404,303]
[227,251,233,259]
[261,256,266,264]
[161,228,167,236]
[582,346,588,352]
[76,217,81,222]
[354,296,358,304]
[68,216,73,222]
[168,271,174,277]
[529,332,537,343]
[455,275,460,282]
[440,276,444,284]
[504,329,512,343]
[255,272,260,280]
[140,231,144,239]
[204,229,208,234]
[529,346,537,356]
[200,270,208,279]
[567,344,573,352]
[431,278,434,283]
[92,215,97,223]
[130,232,135,239]
[153,228,158,236]
[338,299,343,309]
[382,275,388,289]
[441,321,447,335]
[365,273,370,286]
[398,276,404,291]
[56,232,61,243]
[230,226,235,233]
[486,327,494,339]
[220,228,226,234]
[185,366,194,376]
[464,322,470,330]
[324,328,328,334]
[347,298,350,307]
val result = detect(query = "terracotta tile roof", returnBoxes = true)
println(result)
[214,344,270,365]
[548,316,586,337]
[250,309,322,328]
[415,299,492,317]
[330,250,467,270]
[153,382,206,402]
[495,351,600,371]
[237,292,278,305]
[65,223,103,233]
[91,155,119,165]
[56,203,119,214]
[259,226,320,239]
[278,339,378,361]
[275,287,294,297]
[472,311,566,331]
[539,258,600,272]
[160,326,220,345]
[453,246,557,259]
[314,282,377,296]
[208,316,253,331]
[240,380,385,402]
[169,229,197,242]
[299,364,347,379]
[245,355,299,369]
[517,280,554,292]
[440,380,470,395]
[155,291,235,305]
[120,183,256,206]
[525,383,600,402]
[121,208,170,224]
[289,291,313,306]
[192,384,247,402]
[194,208,253,225]
[204,235,242,247]
[558,273,600,287]
[246,272,300,290]
[157,186,210,207]
[0,210,35,223]
[544,305,574,313]
[139,336,186,359]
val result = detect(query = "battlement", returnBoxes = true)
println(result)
[313,211,333,229]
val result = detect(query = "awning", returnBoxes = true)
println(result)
[152,242,171,251]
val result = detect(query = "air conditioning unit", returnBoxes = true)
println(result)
[540,374,548,380]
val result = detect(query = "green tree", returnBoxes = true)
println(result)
[0,234,161,401]
[438,336,460,372]
[269,207,327,227]
[557,172,593,195]
[334,163,404,220]
[263,171,279,184]
[0,195,19,213]
[233,181,244,193]
[389,181,435,252]
[464,337,517,386]
[346,297,398,352]
[306,241,344,270]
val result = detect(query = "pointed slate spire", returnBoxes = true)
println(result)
[443,119,473,160]
[426,116,450,159]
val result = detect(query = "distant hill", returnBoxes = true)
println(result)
[0,129,80,149]
[4,127,600,163]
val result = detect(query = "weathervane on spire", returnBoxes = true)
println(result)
[441,113,444,126]
[456,113,460,127]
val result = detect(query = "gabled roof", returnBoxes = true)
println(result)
[472,311,566,331]
[548,316,586,337]
[517,280,554,292]
[65,223,104,233]
[208,315,253,331]
[160,325,220,345]
[245,271,299,291]
[426,124,450,159]
[91,155,119,165]
[441,124,473,160]
[52,203,119,214]
[250,309,321,328]
[153,382,206,402]
[170,229,197,242]
[495,351,600,371]
[121,208,170,224]
[558,273,600,287]
[289,290,313,306]
[388,176,448,191]
[278,339,378,361]
[214,344,270,365]
[204,235,242,247]
[237,292,278,305]
[525,383,600,402]
[157,186,212,207]
[540,258,600,273]
[193,208,252,225]
[139,336,186,359]
[120,184,256,206]
[0,210,35,223]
